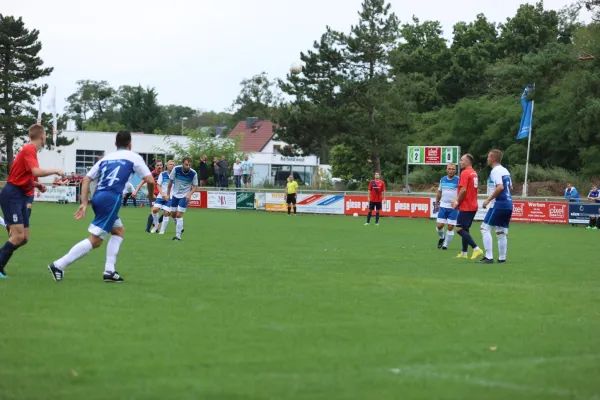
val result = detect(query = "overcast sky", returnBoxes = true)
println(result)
[4,0,589,116]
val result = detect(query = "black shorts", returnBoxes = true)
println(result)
[286,194,297,204]
[0,183,30,228]
[456,210,477,229]
[243,175,251,184]
[369,201,382,211]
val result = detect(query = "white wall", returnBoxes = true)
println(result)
[37,130,190,182]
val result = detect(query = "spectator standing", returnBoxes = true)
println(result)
[122,181,137,207]
[211,156,220,188]
[233,158,243,188]
[587,207,600,230]
[241,155,253,188]
[198,155,208,186]
[217,155,229,189]
[587,185,600,203]
[564,183,580,202]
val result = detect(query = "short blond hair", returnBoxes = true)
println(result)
[489,149,503,163]
[28,124,46,140]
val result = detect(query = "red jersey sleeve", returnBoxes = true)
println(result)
[368,181,373,191]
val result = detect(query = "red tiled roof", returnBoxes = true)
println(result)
[227,120,275,152]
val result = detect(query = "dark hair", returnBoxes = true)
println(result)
[182,157,192,164]
[155,159,163,164]
[115,131,132,148]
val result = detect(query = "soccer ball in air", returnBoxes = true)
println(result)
[290,62,303,75]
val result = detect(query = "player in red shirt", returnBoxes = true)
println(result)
[0,125,63,278]
[135,160,163,232]
[451,154,483,260]
[364,171,386,226]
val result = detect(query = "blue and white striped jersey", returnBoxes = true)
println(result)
[438,175,459,208]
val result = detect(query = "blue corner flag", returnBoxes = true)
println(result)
[517,85,534,140]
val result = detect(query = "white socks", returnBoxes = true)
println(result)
[498,234,507,261]
[152,213,159,227]
[176,218,183,238]
[0,216,5,227]
[437,228,445,239]
[105,235,123,273]
[160,216,169,234]
[444,230,454,247]
[54,239,93,270]
[482,228,494,259]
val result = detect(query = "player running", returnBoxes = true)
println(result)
[0,125,62,278]
[479,149,513,264]
[48,131,154,283]
[286,175,298,215]
[364,172,386,226]
[156,160,176,234]
[167,157,198,241]
[136,160,163,232]
[434,164,459,250]
[451,154,483,260]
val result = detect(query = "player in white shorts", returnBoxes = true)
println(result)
[434,163,459,250]
[167,157,198,241]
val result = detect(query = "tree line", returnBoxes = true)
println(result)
[1,1,600,185]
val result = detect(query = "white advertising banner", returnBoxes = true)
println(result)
[207,191,236,210]
[265,192,286,204]
[36,186,77,203]
[297,194,345,215]
[430,198,487,221]
[254,192,266,210]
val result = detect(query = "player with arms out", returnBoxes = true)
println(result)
[451,154,483,260]
[364,172,385,226]
[48,131,154,282]
[479,149,513,264]
[0,125,61,278]
[286,175,298,215]
[167,157,198,241]
[434,164,459,250]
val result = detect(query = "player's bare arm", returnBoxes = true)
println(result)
[31,167,63,178]
[186,185,197,201]
[435,188,442,212]
[143,175,155,202]
[452,187,467,209]
[166,179,174,200]
[483,184,504,209]
[74,176,93,220]
[133,180,145,197]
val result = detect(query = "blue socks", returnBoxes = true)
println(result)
[457,228,478,251]
[0,241,18,274]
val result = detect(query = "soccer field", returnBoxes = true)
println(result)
[1,203,599,400]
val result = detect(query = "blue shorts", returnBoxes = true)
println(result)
[26,195,34,205]
[483,207,512,229]
[0,183,30,228]
[89,191,123,239]
[153,197,170,211]
[437,207,458,225]
[456,210,477,229]
[170,196,188,213]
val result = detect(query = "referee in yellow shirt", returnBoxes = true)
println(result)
[286,175,299,215]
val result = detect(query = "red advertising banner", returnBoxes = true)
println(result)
[425,147,442,164]
[188,190,207,208]
[511,201,567,224]
[344,196,430,218]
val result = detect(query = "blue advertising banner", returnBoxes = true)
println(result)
[568,203,600,224]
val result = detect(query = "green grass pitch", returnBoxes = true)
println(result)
[1,203,599,400]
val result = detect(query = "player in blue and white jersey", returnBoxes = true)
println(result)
[433,164,459,250]
[479,149,513,264]
[167,157,198,241]
[48,131,155,282]
[155,160,176,234]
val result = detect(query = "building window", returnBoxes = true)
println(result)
[75,149,104,174]
[138,153,173,169]
[273,145,294,156]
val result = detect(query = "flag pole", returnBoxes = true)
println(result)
[37,87,43,124]
[522,100,534,197]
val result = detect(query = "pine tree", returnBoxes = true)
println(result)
[0,15,53,167]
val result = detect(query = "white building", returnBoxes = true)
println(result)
[227,118,320,186]
[36,119,320,186]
